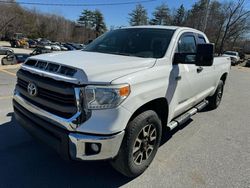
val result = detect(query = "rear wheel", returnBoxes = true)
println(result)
[207,80,224,109]
[110,110,162,177]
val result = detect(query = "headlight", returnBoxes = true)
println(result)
[85,84,130,109]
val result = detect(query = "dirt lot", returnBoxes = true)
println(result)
[0,64,249,187]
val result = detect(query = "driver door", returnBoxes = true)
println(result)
[172,32,203,117]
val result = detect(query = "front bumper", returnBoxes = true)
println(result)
[13,98,124,161]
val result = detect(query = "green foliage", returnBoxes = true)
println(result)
[185,0,208,30]
[150,3,170,25]
[93,10,107,37]
[78,10,94,29]
[172,4,185,26]
[129,4,148,26]
[78,9,107,37]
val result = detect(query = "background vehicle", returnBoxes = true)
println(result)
[50,44,61,51]
[60,45,68,51]
[66,42,84,50]
[1,53,29,65]
[36,38,52,49]
[62,43,76,51]
[10,33,29,48]
[13,26,230,178]
[222,51,240,65]
[0,46,14,55]
[28,39,37,48]
[30,48,52,56]
[239,51,245,60]
[245,59,250,67]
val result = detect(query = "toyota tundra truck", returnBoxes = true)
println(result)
[13,26,231,177]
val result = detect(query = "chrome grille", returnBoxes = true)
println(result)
[16,69,77,118]
[24,59,77,77]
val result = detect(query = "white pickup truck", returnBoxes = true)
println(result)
[13,26,230,177]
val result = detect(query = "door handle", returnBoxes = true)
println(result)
[175,75,182,81]
[197,66,203,73]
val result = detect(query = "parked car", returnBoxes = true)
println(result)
[13,26,231,177]
[50,44,61,51]
[36,38,52,49]
[222,51,240,65]
[62,43,76,51]
[1,53,29,65]
[60,45,68,51]
[245,59,250,67]
[30,48,52,56]
[28,39,37,48]
[239,51,245,60]
[66,42,83,50]
[0,46,14,55]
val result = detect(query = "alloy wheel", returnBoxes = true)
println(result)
[132,124,157,165]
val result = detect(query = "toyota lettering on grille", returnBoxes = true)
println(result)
[27,82,38,97]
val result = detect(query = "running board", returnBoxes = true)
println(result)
[167,100,209,130]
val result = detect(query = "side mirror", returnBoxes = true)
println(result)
[173,43,214,66]
[195,43,214,66]
[7,56,14,61]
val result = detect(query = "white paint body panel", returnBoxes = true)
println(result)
[32,51,156,83]
[28,26,231,135]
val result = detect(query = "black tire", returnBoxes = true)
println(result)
[110,110,162,177]
[1,59,5,65]
[207,80,224,109]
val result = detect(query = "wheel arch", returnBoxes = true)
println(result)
[220,72,228,84]
[128,97,169,129]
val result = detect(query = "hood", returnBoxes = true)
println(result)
[31,51,156,83]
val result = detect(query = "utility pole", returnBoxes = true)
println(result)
[202,0,210,32]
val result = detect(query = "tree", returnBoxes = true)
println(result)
[218,0,250,54]
[150,3,170,25]
[78,9,107,39]
[201,0,210,32]
[172,4,185,26]
[92,10,107,38]
[185,0,208,30]
[129,4,148,26]
[205,1,226,51]
[78,10,94,29]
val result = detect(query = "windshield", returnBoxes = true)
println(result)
[224,51,237,56]
[84,28,175,58]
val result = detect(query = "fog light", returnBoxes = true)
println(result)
[86,143,101,155]
[91,143,100,152]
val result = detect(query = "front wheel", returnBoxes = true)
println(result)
[1,59,5,65]
[207,80,224,109]
[110,110,162,177]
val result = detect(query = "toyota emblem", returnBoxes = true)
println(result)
[27,82,38,97]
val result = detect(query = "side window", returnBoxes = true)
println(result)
[178,35,196,53]
[198,36,206,44]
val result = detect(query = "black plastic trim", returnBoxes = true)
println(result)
[13,99,70,160]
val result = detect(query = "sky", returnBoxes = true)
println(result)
[15,0,197,28]
[15,0,250,29]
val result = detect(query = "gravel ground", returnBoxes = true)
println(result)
[0,66,249,188]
